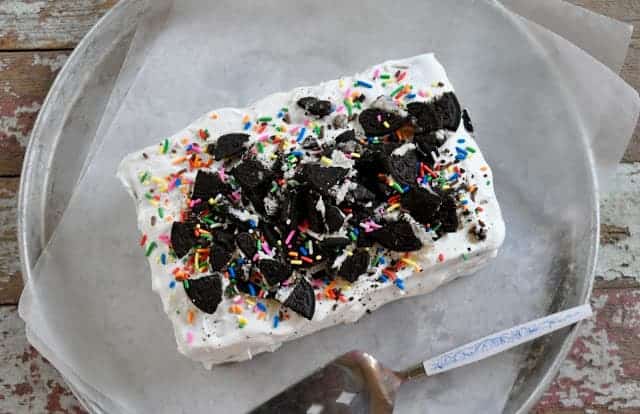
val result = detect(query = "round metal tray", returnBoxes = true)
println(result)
[18,0,598,412]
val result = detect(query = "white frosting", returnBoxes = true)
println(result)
[117,53,505,367]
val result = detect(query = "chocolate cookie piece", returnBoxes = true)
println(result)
[171,221,196,258]
[434,92,461,131]
[236,232,257,258]
[335,129,356,144]
[259,259,292,286]
[386,150,418,187]
[259,221,282,248]
[209,244,232,272]
[191,170,228,203]
[435,194,459,233]
[318,237,351,262]
[301,191,325,234]
[370,221,423,251]
[401,187,442,225]
[358,108,405,136]
[303,164,349,196]
[183,273,223,314]
[279,188,302,230]
[212,133,249,160]
[283,278,316,320]
[339,250,370,283]
[211,229,235,251]
[351,184,377,204]
[325,205,345,232]
[231,159,273,191]
[407,101,442,133]
[297,96,332,117]
[462,109,474,133]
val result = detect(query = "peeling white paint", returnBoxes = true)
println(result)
[0,1,46,16]
[597,163,640,282]
[0,102,41,147]
[32,53,68,72]
[555,293,640,410]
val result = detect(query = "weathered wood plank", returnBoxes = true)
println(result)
[0,51,69,176]
[0,0,118,51]
[0,307,87,413]
[0,178,22,306]
[566,0,640,162]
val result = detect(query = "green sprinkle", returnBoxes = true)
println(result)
[158,207,164,218]
[281,107,289,112]
[486,180,491,186]
[201,217,214,225]
[257,142,264,153]
[390,85,404,97]
[139,171,150,183]
[257,239,262,251]
[343,99,353,116]
[145,241,157,256]
[380,74,391,79]
[161,139,169,154]
[313,125,321,135]
[354,101,362,110]
[349,232,357,241]
[392,182,405,193]
[462,253,469,261]
[144,192,153,200]
[270,183,278,193]
[258,116,272,122]
[466,146,476,153]
[183,280,190,289]
[431,223,442,233]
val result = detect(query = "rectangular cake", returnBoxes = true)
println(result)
[118,54,505,368]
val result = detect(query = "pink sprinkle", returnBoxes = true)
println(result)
[344,88,351,99]
[218,167,227,182]
[191,143,202,153]
[189,199,202,208]
[377,114,382,122]
[282,279,292,287]
[233,295,244,304]
[158,234,171,245]
[262,241,273,256]
[373,68,380,79]
[304,119,311,127]
[186,331,194,345]
[311,279,325,288]
[336,105,345,113]
[285,230,296,245]
[168,177,177,191]
[397,71,407,81]
[258,133,269,142]
[252,253,260,262]
[289,126,300,135]
[344,153,352,159]
[231,191,241,201]
[418,90,427,98]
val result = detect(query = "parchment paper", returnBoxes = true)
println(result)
[19,0,639,413]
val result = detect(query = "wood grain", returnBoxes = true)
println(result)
[0,178,22,305]
[0,51,69,176]
[0,0,118,50]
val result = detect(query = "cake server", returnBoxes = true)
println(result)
[251,303,592,414]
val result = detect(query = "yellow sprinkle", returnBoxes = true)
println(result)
[386,203,401,212]
[238,316,248,325]
[383,121,390,128]
[350,152,361,158]
[442,185,450,190]
[270,153,278,160]
[149,199,159,207]
[448,165,455,172]
[209,197,215,205]
[245,299,256,307]
[290,259,303,265]
[339,79,345,88]
[401,257,423,272]
[151,176,165,185]
[320,156,333,166]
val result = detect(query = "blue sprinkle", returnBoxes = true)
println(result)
[249,283,257,297]
[352,227,360,236]
[228,266,236,278]
[236,257,245,265]
[169,280,176,289]
[273,315,280,329]
[457,138,466,144]
[406,93,416,99]
[395,278,405,289]
[455,154,466,160]
[449,173,460,181]
[292,150,304,157]
[422,176,429,184]
[186,144,193,151]
[248,219,257,229]
[297,127,307,143]
[160,253,167,265]
[277,111,284,118]
[257,302,267,312]
[378,275,389,283]
[461,199,469,205]
[455,146,468,156]
[174,178,182,187]
[243,122,252,130]
[299,246,308,256]
[379,257,386,265]
[402,185,410,192]
[356,80,373,88]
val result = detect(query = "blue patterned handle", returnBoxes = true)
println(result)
[423,304,592,376]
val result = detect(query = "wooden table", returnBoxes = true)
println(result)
[0,1,638,412]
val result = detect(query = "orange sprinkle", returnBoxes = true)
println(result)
[187,310,195,324]
[181,137,189,145]
[172,156,187,165]
[257,312,266,320]
[210,112,219,119]
[395,124,415,140]
[480,165,489,171]
[242,114,250,123]
[382,269,397,280]
[229,305,243,314]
